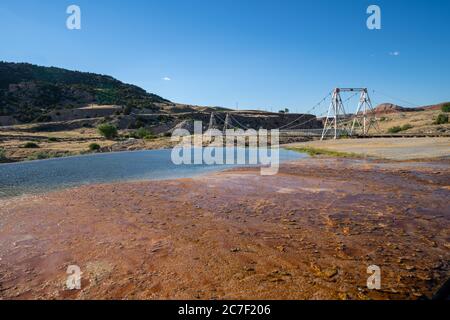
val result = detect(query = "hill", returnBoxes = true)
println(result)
[373,102,450,114]
[0,62,170,122]
[372,103,409,114]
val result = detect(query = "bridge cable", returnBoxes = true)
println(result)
[277,91,332,130]
[372,90,420,108]
[228,114,251,130]
[214,113,245,131]
[282,110,329,130]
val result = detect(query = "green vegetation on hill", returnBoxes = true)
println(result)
[22,142,40,149]
[89,143,101,151]
[97,123,118,139]
[388,124,413,134]
[434,113,449,125]
[0,148,6,161]
[135,127,158,139]
[0,62,169,122]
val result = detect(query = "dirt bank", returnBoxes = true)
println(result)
[0,158,449,300]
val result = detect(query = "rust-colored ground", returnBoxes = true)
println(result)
[0,158,449,300]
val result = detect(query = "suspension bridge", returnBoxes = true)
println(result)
[206,88,382,140]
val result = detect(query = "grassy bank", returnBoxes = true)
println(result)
[287,146,362,158]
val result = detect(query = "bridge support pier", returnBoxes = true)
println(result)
[321,88,346,140]
[321,88,379,140]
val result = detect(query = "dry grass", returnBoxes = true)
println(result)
[376,110,450,134]
[0,137,176,162]
[0,126,174,162]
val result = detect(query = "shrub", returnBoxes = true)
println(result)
[97,123,118,139]
[22,142,40,148]
[339,131,350,139]
[89,143,101,151]
[388,126,402,134]
[134,119,145,129]
[157,115,171,123]
[123,106,132,115]
[47,137,58,142]
[129,127,157,139]
[27,151,51,161]
[441,104,450,113]
[0,148,6,161]
[434,113,449,125]
[135,127,153,139]
[35,115,52,123]
[401,124,413,131]
[388,124,413,134]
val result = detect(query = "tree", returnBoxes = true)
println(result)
[123,105,132,115]
[88,143,101,151]
[97,123,118,139]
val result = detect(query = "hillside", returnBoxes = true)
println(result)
[372,103,409,114]
[373,102,450,114]
[0,62,170,123]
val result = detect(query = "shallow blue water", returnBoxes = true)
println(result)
[0,148,306,198]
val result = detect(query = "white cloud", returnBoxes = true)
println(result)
[162,77,171,81]
[389,51,400,56]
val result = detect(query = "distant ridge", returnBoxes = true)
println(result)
[0,62,170,123]
[373,102,450,114]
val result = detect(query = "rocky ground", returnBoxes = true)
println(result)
[0,157,449,300]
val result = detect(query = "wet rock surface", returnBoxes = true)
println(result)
[0,158,449,300]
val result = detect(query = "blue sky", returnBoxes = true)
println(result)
[0,0,449,113]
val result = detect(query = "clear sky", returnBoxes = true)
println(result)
[0,0,449,113]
